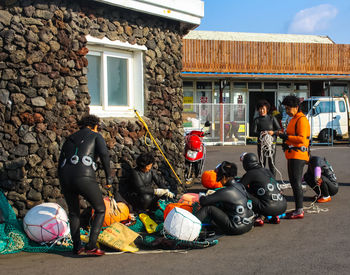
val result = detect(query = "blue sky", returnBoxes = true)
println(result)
[197,0,350,44]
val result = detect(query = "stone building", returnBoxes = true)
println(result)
[0,0,204,217]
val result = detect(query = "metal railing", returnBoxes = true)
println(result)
[183,103,247,145]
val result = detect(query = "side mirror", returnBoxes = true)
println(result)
[204,121,211,127]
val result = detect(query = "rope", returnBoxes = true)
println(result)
[259,132,285,184]
[134,110,183,188]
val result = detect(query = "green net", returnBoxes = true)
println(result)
[0,191,72,255]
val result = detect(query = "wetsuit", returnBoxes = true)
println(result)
[195,180,254,235]
[127,168,169,211]
[240,153,287,217]
[303,156,338,198]
[58,128,111,253]
[282,111,310,210]
[252,114,281,176]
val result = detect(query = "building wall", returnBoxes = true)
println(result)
[0,0,186,217]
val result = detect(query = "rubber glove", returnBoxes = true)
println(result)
[166,190,175,199]
[279,133,288,141]
[206,189,216,196]
[154,188,168,197]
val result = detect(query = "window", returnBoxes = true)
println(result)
[318,101,335,113]
[279,82,292,89]
[264,82,277,89]
[233,82,247,89]
[86,35,146,117]
[339,101,346,112]
[248,82,262,89]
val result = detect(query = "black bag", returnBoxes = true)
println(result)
[323,158,337,182]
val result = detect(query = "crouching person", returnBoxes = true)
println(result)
[303,155,338,203]
[126,152,175,212]
[195,161,254,235]
[240,153,287,225]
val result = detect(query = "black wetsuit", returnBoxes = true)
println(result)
[126,168,169,211]
[252,115,281,176]
[58,128,110,252]
[195,180,254,235]
[240,166,287,217]
[303,156,338,197]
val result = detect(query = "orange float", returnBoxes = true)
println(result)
[201,170,223,189]
[92,197,130,227]
[163,203,193,220]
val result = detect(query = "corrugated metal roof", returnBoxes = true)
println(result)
[184,30,334,44]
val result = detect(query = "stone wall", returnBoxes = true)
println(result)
[0,0,186,217]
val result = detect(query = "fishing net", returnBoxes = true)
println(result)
[0,191,72,255]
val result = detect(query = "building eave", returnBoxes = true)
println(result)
[93,0,204,27]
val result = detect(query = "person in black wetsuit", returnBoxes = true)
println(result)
[195,161,255,235]
[303,155,338,203]
[252,100,281,176]
[58,115,111,256]
[239,153,287,225]
[126,153,175,212]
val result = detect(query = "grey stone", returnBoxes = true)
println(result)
[31,97,46,107]
[11,144,28,156]
[0,89,10,104]
[21,132,37,144]
[0,10,12,26]
[33,74,52,88]
[27,189,42,201]
[4,158,26,169]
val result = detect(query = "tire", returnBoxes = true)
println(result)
[318,129,335,143]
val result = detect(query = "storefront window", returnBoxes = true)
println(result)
[248,82,262,89]
[234,82,247,89]
[279,82,292,90]
[214,82,230,103]
[264,82,277,89]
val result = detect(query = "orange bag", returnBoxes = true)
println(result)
[164,203,193,220]
[92,197,130,227]
[201,170,223,189]
[178,193,200,206]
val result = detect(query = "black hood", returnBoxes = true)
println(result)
[242,153,260,171]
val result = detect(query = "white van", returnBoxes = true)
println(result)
[300,96,350,142]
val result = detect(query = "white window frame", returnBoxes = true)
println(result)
[86,35,146,117]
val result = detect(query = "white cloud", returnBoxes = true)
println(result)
[288,4,338,34]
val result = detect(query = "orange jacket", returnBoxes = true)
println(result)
[284,112,310,161]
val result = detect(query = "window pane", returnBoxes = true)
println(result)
[87,55,101,105]
[339,101,345,112]
[234,82,246,88]
[196,81,212,89]
[264,82,277,89]
[107,56,127,106]
[248,82,262,89]
[183,81,193,88]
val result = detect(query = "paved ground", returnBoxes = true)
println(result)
[1,144,350,275]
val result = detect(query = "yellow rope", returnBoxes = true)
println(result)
[134,110,183,186]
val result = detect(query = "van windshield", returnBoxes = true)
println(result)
[300,100,317,114]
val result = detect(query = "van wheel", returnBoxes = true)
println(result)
[318,129,335,143]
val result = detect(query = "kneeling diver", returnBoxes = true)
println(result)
[195,161,255,235]
[240,153,287,225]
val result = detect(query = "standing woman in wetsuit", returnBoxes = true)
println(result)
[58,115,112,256]
[278,95,311,219]
[252,100,281,176]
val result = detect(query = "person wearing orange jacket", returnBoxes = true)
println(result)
[278,95,310,219]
